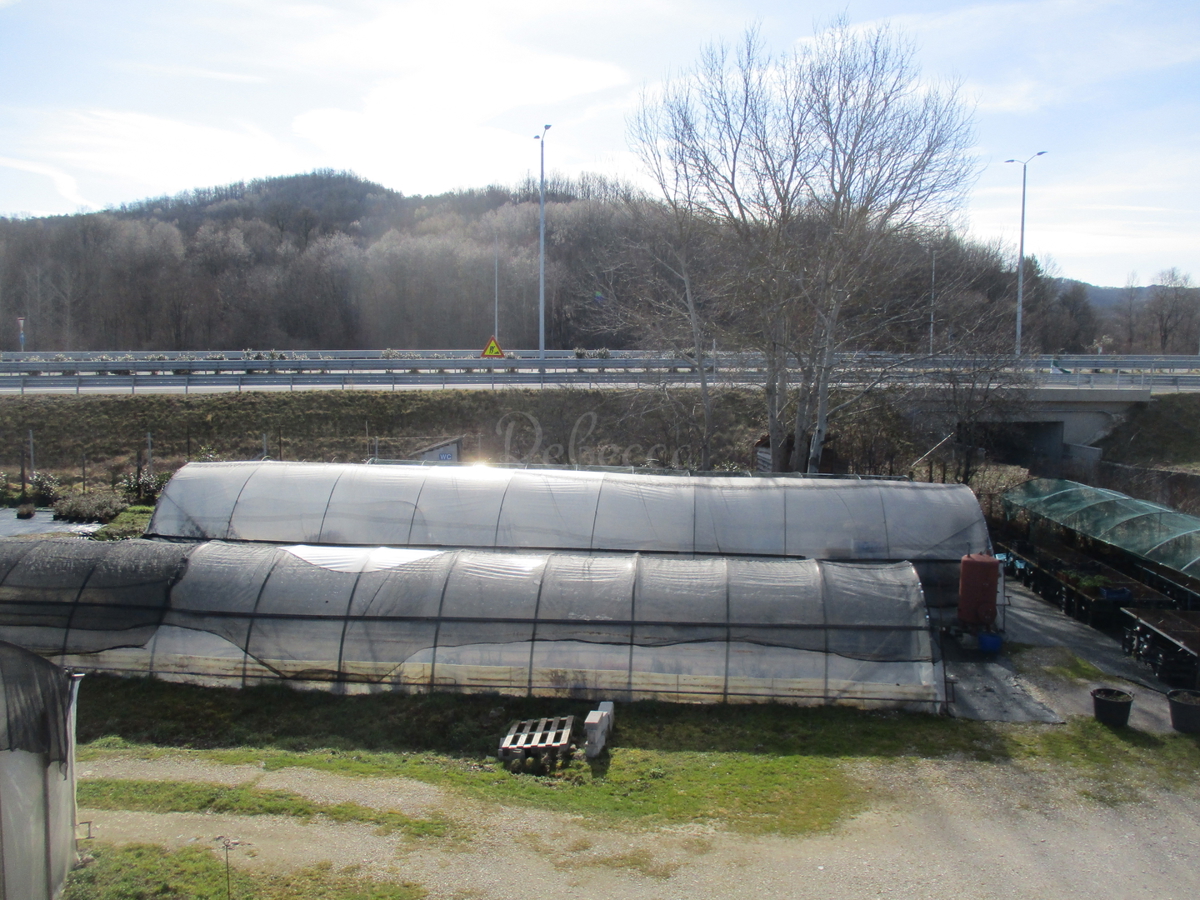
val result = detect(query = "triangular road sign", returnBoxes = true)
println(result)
[481,336,505,358]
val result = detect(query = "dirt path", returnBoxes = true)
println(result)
[78,755,1200,900]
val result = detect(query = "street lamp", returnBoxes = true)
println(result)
[534,124,551,360]
[1004,151,1046,356]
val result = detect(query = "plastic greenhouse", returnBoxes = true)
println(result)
[1003,478,1200,581]
[149,461,990,561]
[0,641,79,900]
[0,539,944,709]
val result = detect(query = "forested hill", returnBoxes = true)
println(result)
[111,170,414,243]
[1,168,1106,356]
[0,169,641,353]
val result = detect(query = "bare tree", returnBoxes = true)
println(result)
[632,20,977,471]
[1113,272,1142,353]
[1146,268,1197,354]
[625,94,724,467]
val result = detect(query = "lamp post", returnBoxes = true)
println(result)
[534,124,551,360]
[1004,151,1046,356]
[928,247,936,357]
[494,232,499,343]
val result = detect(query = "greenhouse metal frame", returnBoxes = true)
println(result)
[1003,478,1200,581]
[148,461,990,563]
[0,641,80,900]
[0,539,943,710]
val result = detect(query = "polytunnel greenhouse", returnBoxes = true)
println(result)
[1004,477,1200,580]
[0,539,944,709]
[0,641,79,900]
[149,461,990,562]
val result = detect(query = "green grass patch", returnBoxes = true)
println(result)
[1009,645,1109,682]
[1100,394,1200,466]
[79,745,858,835]
[64,842,424,900]
[76,675,1003,760]
[77,779,451,838]
[75,674,1200,835]
[1002,717,1200,801]
[91,505,154,540]
[1012,648,1113,681]
[1044,655,1108,682]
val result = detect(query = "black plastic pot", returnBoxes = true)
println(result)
[1166,689,1200,734]
[1091,688,1133,727]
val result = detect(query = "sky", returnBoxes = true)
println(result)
[1,0,1197,288]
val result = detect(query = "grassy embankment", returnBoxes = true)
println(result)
[1100,393,1200,469]
[0,388,767,495]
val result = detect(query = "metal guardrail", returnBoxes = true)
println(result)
[2,349,1199,371]
[5,369,1200,395]
[2,350,1199,393]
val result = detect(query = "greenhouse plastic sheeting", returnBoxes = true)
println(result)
[149,462,989,561]
[1004,478,1200,580]
[0,642,80,900]
[0,539,942,709]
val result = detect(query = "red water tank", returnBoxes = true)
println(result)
[959,554,1000,626]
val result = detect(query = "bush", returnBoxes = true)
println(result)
[119,471,171,503]
[16,503,35,519]
[30,472,62,506]
[53,491,129,523]
[195,444,223,462]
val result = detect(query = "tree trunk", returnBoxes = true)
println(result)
[682,266,714,470]
[765,341,789,471]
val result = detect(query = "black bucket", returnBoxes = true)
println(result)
[1091,688,1133,727]
[1167,689,1200,734]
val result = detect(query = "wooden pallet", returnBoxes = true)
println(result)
[498,716,575,771]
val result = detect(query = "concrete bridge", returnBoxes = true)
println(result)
[989,386,1153,468]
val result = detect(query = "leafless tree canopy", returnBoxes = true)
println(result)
[631,21,978,471]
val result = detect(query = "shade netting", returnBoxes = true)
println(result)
[1004,478,1200,580]
[0,641,79,900]
[0,539,942,709]
[148,461,988,561]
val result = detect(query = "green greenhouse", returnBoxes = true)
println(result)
[1003,478,1200,581]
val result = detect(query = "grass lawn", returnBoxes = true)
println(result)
[76,674,1200,836]
[65,843,425,900]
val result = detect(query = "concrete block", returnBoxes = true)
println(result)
[584,709,611,758]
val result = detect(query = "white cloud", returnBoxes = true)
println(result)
[109,62,268,84]
[0,155,91,207]
[33,109,313,196]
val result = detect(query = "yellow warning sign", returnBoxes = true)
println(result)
[481,337,505,358]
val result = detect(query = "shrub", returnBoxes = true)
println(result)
[16,503,35,519]
[30,472,62,506]
[53,491,129,523]
[119,471,171,503]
